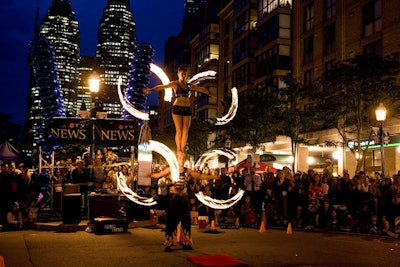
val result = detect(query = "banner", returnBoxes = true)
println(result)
[46,118,140,146]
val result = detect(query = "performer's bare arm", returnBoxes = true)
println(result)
[188,168,219,180]
[189,83,217,99]
[143,82,177,94]
[150,167,219,181]
[150,167,171,179]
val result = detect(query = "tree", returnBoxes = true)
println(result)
[216,85,279,149]
[151,124,176,162]
[277,74,314,171]
[187,118,210,160]
[312,53,400,173]
[150,119,209,163]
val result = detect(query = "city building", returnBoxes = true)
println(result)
[39,0,80,117]
[25,0,80,153]
[184,0,207,19]
[161,0,400,177]
[291,0,400,176]
[25,0,137,152]
[96,0,136,118]
[76,56,98,117]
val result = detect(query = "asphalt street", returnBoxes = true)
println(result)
[0,225,399,267]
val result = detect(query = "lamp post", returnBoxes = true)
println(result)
[375,103,387,178]
[88,71,100,167]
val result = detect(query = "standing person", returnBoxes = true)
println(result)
[92,158,105,191]
[105,150,119,165]
[143,65,214,170]
[150,166,219,252]
[274,170,291,225]
[231,170,244,190]
[156,164,170,211]
[0,163,10,224]
[82,145,92,167]
[215,167,232,200]
[244,167,262,220]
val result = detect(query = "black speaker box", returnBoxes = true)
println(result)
[62,193,82,224]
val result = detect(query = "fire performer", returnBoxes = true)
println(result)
[143,65,215,171]
[150,166,219,252]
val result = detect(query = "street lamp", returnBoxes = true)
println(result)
[88,71,101,169]
[375,103,387,178]
[89,71,100,93]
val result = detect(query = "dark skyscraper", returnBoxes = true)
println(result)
[96,0,136,118]
[184,0,206,19]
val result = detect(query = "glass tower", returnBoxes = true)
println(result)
[39,0,80,117]
[25,0,80,152]
[96,0,136,118]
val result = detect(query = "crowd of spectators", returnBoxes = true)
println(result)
[160,163,400,239]
[0,147,124,231]
[2,150,400,240]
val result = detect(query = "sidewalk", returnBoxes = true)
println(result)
[32,217,159,232]
[1,224,399,267]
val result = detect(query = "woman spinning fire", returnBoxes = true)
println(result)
[143,65,214,171]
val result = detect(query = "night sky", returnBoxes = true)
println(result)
[0,0,183,125]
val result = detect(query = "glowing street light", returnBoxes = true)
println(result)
[88,70,101,169]
[375,103,387,122]
[89,71,100,93]
[375,103,387,178]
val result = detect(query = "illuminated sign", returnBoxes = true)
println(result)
[46,118,139,146]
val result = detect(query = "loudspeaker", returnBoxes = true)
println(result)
[62,193,82,224]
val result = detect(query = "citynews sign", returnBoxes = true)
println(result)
[45,117,140,146]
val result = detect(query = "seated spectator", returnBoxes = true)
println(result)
[305,198,320,229]
[308,174,324,203]
[368,213,379,235]
[393,216,400,237]
[102,173,118,194]
[315,200,335,230]
[379,214,390,235]
[351,204,371,233]
[379,214,398,238]
[224,205,239,224]
[25,201,39,229]
[239,195,257,227]
[5,202,23,231]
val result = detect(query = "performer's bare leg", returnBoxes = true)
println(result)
[179,116,191,167]
[173,114,186,171]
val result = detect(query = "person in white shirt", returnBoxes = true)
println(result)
[244,167,262,222]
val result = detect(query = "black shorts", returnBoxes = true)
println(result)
[172,105,192,116]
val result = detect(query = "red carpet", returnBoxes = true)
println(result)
[187,254,246,267]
